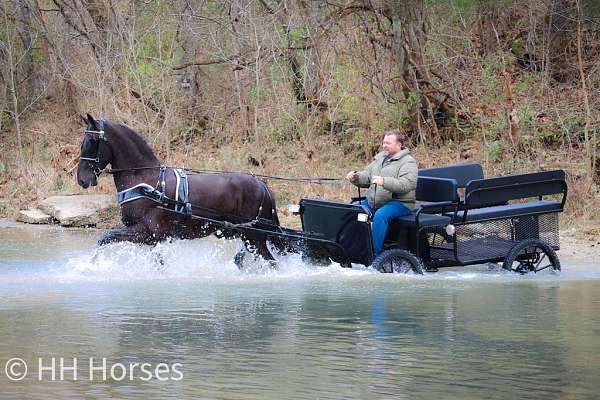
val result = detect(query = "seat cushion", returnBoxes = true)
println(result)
[416,202,457,214]
[392,213,451,228]
[445,200,562,222]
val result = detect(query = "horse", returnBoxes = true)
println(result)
[76,114,281,266]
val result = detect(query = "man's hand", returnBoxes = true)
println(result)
[346,171,358,183]
[372,176,384,186]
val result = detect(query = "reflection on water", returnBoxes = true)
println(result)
[0,228,599,399]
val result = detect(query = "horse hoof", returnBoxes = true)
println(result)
[233,249,247,269]
[154,252,166,271]
[266,259,278,270]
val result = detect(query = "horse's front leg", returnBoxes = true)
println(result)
[234,237,277,270]
[98,223,154,246]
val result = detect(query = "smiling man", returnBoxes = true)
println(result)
[346,129,418,257]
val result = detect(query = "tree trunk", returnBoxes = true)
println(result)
[575,0,594,181]
[388,0,437,139]
[2,1,25,169]
[178,1,204,128]
[229,0,252,140]
[17,0,37,98]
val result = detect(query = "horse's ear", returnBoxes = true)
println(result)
[80,114,88,126]
[86,113,98,130]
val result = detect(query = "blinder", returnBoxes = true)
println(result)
[80,119,108,175]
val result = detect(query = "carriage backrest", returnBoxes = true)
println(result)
[418,162,484,188]
[416,176,458,202]
[465,170,567,208]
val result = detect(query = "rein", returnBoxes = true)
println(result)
[80,121,342,185]
[101,165,344,185]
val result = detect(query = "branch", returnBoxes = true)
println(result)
[130,90,161,115]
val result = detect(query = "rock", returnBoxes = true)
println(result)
[39,194,116,227]
[16,208,55,224]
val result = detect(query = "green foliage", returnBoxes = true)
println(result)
[262,104,305,144]
[484,118,505,142]
[332,65,360,123]
[481,63,499,103]
[510,38,525,57]
[338,90,358,121]
[517,103,534,124]
[127,8,179,92]
[513,72,535,95]
[535,125,563,147]
[487,141,502,162]
[371,118,385,133]
[381,103,408,128]
[0,161,5,175]
[128,62,161,84]
[275,25,309,47]
[428,0,514,15]
[406,91,420,111]
[249,84,264,103]
[289,26,309,43]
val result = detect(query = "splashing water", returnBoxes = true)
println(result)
[1,227,599,286]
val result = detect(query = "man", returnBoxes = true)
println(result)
[346,129,418,257]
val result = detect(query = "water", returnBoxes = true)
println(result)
[1,227,599,399]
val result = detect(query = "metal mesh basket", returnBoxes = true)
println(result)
[425,212,560,264]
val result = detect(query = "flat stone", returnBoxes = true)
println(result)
[16,208,54,224]
[39,194,115,227]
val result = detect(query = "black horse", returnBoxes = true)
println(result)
[77,114,281,265]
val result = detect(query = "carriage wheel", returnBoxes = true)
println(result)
[502,239,561,274]
[370,249,424,275]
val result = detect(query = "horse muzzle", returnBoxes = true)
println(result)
[77,168,98,188]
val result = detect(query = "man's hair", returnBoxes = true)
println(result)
[384,129,407,143]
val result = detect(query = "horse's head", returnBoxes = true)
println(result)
[77,114,113,188]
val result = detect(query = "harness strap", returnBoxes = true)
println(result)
[157,165,166,203]
[116,169,269,227]
[117,183,164,205]
[174,168,192,215]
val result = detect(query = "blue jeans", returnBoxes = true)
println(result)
[360,200,411,256]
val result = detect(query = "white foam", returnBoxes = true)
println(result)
[2,236,600,285]
[50,238,374,284]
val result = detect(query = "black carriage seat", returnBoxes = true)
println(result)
[416,162,486,213]
[445,170,567,223]
[391,213,451,228]
[449,200,562,222]
[388,175,457,230]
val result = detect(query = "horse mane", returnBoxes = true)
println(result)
[107,120,159,163]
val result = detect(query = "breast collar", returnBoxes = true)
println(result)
[116,167,192,214]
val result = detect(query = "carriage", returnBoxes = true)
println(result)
[285,162,567,274]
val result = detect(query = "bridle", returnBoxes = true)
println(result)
[79,120,108,176]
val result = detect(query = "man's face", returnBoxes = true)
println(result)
[382,134,402,156]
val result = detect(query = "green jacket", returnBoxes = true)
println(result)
[354,149,418,209]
